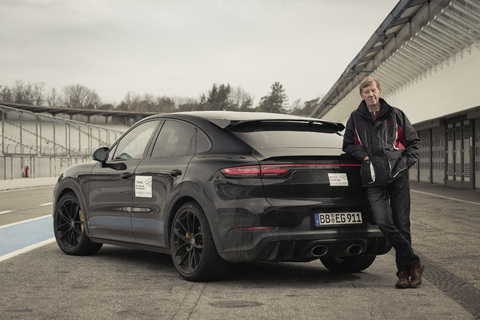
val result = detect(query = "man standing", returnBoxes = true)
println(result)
[342,77,424,289]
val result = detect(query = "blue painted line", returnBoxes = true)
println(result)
[0,215,54,257]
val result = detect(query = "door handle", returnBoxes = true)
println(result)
[121,172,133,179]
[169,169,182,177]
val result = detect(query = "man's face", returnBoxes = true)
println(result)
[361,82,381,109]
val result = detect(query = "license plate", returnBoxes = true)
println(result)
[314,212,362,227]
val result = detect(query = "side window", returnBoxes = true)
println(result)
[196,129,211,153]
[112,120,158,160]
[151,120,195,158]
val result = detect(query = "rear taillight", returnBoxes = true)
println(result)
[221,165,290,178]
[221,163,360,178]
[222,166,261,177]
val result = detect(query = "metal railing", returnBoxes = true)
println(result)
[0,105,125,180]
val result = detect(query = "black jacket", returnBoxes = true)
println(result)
[342,98,420,187]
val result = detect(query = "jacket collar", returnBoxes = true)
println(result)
[358,98,390,119]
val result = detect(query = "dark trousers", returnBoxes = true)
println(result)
[366,171,420,273]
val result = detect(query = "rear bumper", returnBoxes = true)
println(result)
[209,193,390,263]
[218,226,391,263]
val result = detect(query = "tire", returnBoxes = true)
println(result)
[170,202,230,281]
[320,255,376,273]
[54,192,102,255]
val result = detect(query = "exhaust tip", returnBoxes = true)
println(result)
[311,245,328,257]
[346,244,363,256]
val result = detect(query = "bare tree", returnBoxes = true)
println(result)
[139,94,156,112]
[62,84,102,109]
[172,96,198,107]
[121,92,141,111]
[0,85,13,102]
[13,80,34,104]
[172,96,200,112]
[288,98,302,114]
[46,88,60,107]
[230,86,254,111]
[290,96,325,116]
[32,82,46,106]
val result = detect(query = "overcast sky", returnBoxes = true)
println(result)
[1,0,399,106]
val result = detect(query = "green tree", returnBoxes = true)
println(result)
[257,82,288,113]
[201,83,232,111]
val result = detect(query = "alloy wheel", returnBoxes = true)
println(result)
[172,206,204,275]
[54,193,102,255]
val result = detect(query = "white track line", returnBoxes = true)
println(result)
[0,238,55,262]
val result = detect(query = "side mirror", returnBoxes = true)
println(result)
[92,147,127,170]
[93,147,110,163]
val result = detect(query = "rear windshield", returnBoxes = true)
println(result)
[232,130,343,150]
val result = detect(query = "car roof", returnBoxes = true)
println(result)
[148,111,345,132]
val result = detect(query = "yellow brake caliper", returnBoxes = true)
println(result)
[186,232,191,251]
[79,209,85,233]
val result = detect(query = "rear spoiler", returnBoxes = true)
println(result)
[224,119,345,133]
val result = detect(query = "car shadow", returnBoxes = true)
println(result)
[92,245,375,286]
[94,245,173,270]
[227,261,362,284]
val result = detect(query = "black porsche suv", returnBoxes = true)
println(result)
[53,111,391,281]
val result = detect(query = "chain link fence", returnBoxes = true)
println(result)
[0,105,124,180]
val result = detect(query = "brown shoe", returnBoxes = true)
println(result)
[409,263,425,288]
[395,271,410,289]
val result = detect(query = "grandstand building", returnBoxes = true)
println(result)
[312,0,480,190]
